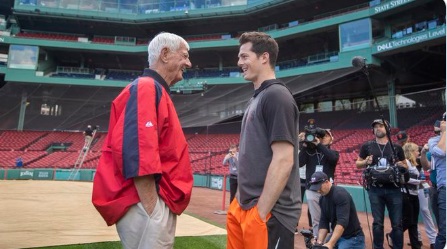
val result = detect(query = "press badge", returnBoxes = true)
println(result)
[315,165,323,172]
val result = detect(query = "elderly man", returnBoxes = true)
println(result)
[92,32,193,249]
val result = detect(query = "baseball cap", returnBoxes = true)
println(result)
[371,119,389,128]
[309,172,328,191]
[434,120,441,132]
[324,129,334,140]
[396,131,408,143]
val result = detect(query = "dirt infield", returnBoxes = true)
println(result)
[0,181,225,249]
[0,180,434,249]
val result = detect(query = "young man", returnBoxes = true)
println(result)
[226,31,301,249]
[309,172,365,249]
[92,32,193,249]
[356,119,407,249]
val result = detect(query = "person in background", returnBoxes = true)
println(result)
[92,32,193,249]
[15,157,23,168]
[426,120,442,225]
[310,172,365,249]
[395,130,436,248]
[356,119,407,249]
[299,128,339,237]
[83,125,94,151]
[226,31,301,249]
[428,113,446,249]
[401,142,422,249]
[223,144,239,203]
[396,130,408,146]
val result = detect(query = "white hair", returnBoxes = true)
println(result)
[147,32,189,66]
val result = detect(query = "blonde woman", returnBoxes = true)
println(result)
[402,142,422,249]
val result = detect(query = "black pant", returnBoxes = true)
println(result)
[267,215,295,249]
[402,192,421,249]
[229,176,237,203]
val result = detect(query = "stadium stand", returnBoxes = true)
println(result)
[16,31,80,41]
[0,130,46,150]
[0,0,444,186]
[0,117,440,185]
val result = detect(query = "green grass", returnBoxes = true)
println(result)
[26,235,227,249]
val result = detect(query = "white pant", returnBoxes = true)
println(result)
[116,197,177,249]
[418,188,437,244]
[306,190,322,237]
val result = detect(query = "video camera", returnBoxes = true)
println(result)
[299,229,328,249]
[303,119,326,143]
[300,229,314,249]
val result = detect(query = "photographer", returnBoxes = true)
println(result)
[299,126,339,238]
[355,119,407,249]
[223,144,239,203]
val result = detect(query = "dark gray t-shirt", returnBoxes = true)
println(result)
[237,79,301,233]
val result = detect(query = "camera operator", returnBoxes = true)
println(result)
[299,127,339,238]
[355,119,407,249]
[223,144,239,203]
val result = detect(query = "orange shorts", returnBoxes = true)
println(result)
[226,198,271,249]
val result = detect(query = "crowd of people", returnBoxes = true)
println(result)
[89,31,445,249]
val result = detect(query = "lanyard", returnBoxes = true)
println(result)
[316,152,324,165]
[376,141,388,159]
[306,150,324,165]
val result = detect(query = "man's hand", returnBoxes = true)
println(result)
[421,144,429,153]
[356,155,373,168]
[312,137,320,146]
[134,175,158,216]
[298,132,305,142]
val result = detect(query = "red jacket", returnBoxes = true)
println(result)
[92,69,193,226]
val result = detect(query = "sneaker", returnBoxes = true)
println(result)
[386,233,393,248]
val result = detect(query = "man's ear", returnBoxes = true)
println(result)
[160,47,170,63]
[261,52,269,65]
